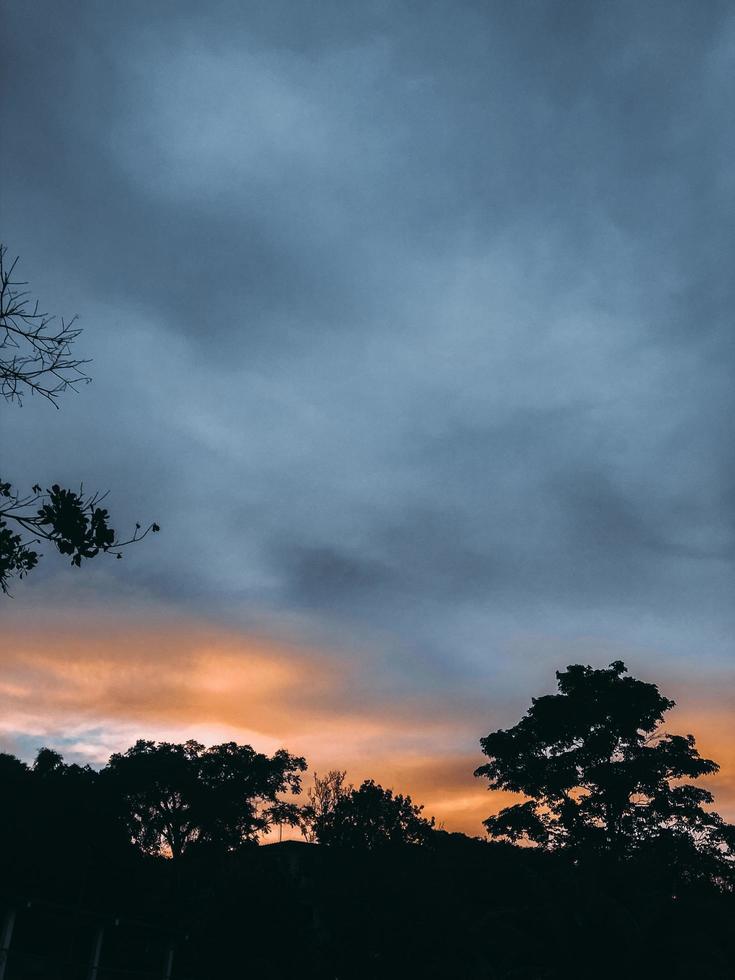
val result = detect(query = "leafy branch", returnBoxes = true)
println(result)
[0,479,160,594]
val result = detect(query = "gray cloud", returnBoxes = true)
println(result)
[1,0,733,705]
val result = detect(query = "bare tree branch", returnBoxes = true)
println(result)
[0,244,159,594]
[0,245,92,405]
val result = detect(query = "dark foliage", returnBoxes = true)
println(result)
[475,661,734,886]
[103,739,307,859]
[305,777,434,848]
[0,479,159,593]
[301,769,352,843]
[1,669,734,978]
[2,781,734,980]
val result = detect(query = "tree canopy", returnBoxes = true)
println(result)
[475,661,734,884]
[307,777,435,848]
[103,739,307,859]
[1,700,734,978]
[302,769,352,843]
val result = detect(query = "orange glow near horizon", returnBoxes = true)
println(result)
[1,612,733,835]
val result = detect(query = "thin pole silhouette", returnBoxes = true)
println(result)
[0,908,16,980]
[163,942,175,980]
[87,924,104,980]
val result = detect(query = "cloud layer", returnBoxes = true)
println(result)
[1,610,733,832]
[1,1,733,827]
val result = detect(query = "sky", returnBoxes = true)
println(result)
[1,0,733,834]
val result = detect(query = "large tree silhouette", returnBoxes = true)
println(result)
[0,245,158,593]
[475,661,734,883]
[104,739,307,859]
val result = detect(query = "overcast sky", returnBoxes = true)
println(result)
[1,1,733,830]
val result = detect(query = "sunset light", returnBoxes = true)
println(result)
[2,2,733,976]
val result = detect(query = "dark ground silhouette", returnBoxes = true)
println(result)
[2,832,734,979]
[2,663,734,979]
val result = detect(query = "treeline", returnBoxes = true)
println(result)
[2,746,734,979]
[2,662,735,978]
[1,742,434,864]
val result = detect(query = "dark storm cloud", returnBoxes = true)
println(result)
[2,0,733,698]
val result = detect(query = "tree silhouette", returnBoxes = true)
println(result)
[475,661,734,884]
[1,732,734,977]
[0,245,90,404]
[309,778,435,848]
[0,245,158,593]
[103,739,307,859]
[301,769,352,842]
